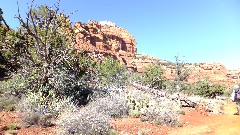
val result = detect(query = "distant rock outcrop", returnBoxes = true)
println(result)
[131,54,169,72]
[134,55,240,89]
[73,20,137,69]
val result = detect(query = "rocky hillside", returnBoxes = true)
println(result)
[73,20,137,69]
[134,54,240,88]
[71,20,239,88]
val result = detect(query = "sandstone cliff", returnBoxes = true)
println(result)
[134,55,240,88]
[73,20,137,69]
[131,54,169,72]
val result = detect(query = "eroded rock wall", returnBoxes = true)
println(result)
[73,20,137,69]
[133,54,240,88]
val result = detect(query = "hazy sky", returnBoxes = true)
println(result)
[1,0,240,69]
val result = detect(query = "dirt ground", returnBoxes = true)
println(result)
[0,111,55,135]
[0,101,239,135]
[168,101,240,135]
[113,101,240,135]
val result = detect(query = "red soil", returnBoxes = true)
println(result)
[0,101,239,135]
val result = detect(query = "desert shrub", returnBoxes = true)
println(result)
[0,24,19,79]
[97,56,128,90]
[0,73,28,96]
[8,123,20,130]
[126,89,151,117]
[164,80,193,94]
[57,107,111,135]
[0,2,95,100]
[107,129,119,135]
[7,123,20,134]
[87,94,129,118]
[21,111,53,128]
[126,88,181,126]
[1,64,95,106]
[140,116,148,122]
[0,96,17,111]
[21,111,40,127]
[171,55,193,93]
[57,92,127,134]
[209,83,226,97]
[185,95,225,114]
[18,89,77,127]
[146,98,180,126]
[134,64,167,89]
[223,90,231,97]
[164,81,176,93]
[193,79,226,98]
[174,55,192,83]
[155,118,162,126]
[166,81,197,96]
[18,89,77,117]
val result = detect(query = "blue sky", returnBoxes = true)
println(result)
[1,0,240,69]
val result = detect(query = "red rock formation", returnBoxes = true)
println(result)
[132,54,240,89]
[73,20,137,69]
[165,62,240,88]
[131,54,168,72]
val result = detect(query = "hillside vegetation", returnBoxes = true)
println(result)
[0,1,233,134]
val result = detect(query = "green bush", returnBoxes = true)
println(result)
[155,118,162,126]
[172,55,193,92]
[0,2,95,99]
[0,25,19,79]
[18,89,77,127]
[135,64,167,89]
[18,89,77,117]
[193,79,226,98]
[178,110,186,115]
[0,96,17,111]
[97,56,128,89]
[7,123,20,130]
[7,123,20,135]
[107,129,119,135]
[0,73,28,96]
[0,2,100,109]
[164,80,193,94]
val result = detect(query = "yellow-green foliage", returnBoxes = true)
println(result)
[126,89,150,117]
[8,123,19,130]
[193,79,226,98]
[97,56,128,88]
[0,73,28,96]
[18,89,77,117]
[133,64,167,89]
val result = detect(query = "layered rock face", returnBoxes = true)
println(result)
[165,63,240,86]
[131,54,168,72]
[134,55,240,88]
[73,20,137,68]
